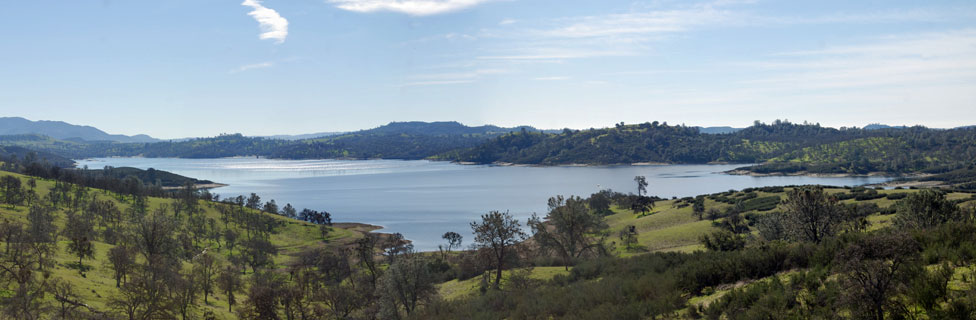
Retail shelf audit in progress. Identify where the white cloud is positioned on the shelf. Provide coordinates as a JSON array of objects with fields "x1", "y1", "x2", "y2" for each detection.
[
  {"x1": 499, "y1": 18, "x2": 516, "y2": 26},
  {"x1": 327, "y1": 0, "x2": 496, "y2": 16},
  {"x1": 230, "y1": 62, "x2": 274, "y2": 73},
  {"x1": 242, "y1": 0, "x2": 289, "y2": 44}
]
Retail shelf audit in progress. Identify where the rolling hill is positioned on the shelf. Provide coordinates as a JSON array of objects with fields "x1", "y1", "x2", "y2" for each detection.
[{"x1": 0, "y1": 117, "x2": 158, "y2": 143}]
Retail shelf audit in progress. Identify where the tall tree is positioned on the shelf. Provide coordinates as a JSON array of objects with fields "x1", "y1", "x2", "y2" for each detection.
[
  {"x1": 781, "y1": 187, "x2": 845, "y2": 243},
  {"x1": 281, "y1": 203, "x2": 297, "y2": 219},
  {"x1": 245, "y1": 193, "x2": 261, "y2": 210},
  {"x1": 471, "y1": 211, "x2": 526, "y2": 288},
  {"x1": 107, "y1": 245, "x2": 135, "y2": 288},
  {"x1": 63, "y1": 210, "x2": 96, "y2": 269},
  {"x1": 241, "y1": 236, "x2": 277, "y2": 273},
  {"x1": 262, "y1": 199, "x2": 279, "y2": 215},
  {"x1": 528, "y1": 195, "x2": 608, "y2": 269},
  {"x1": 193, "y1": 251, "x2": 219, "y2": 304},
  {"x1": 0, "y1": 175, "x2": 24, "y2": 206},
  {"x1": 441, "y1": 231, "x2": 463, "y2": 253},
  {"x1": 836, "y1": 233, "x2": 920, "y2": 320},
  {"x1": 26, "y1": 204, "x2": 58, "y2": 271},
  {"x1": 894, "y1": 189, "x2": 961, "y2": 229},
  {"x1": 588, "y1": 190, "x2": 614, "y2": 216},
  {"x1": 633, "y1": 176, "x2": 648, "y2": 197},
  {"x1": 216, "y1": 266, "x2": 243, "y2": 312},
  {"x1": 377, "y1": 249, "x2": 438, "y2": 318},
  {"x1": 692, "y1": 196, "x2": 706, "y2": 220}
]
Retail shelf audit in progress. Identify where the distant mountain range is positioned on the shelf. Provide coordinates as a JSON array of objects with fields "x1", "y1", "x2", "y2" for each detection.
[
  {"x1": 353, "y1": 121, "x2": 547, "y2": 136},
  {"x1": 0, "y1": 117, "x2": 159, "y2": 143}
]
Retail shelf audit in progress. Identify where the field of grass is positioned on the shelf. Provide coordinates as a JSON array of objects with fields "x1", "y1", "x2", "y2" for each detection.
[
  {"x1": 604, "y1": 187, "x2": 975, "y2": 256},
  {"x1": 0, "y1": 171, "x2": 371, "y2": 319},
  {"x1": 437, "y1": 266, "x2": 570, "y2": 301}
]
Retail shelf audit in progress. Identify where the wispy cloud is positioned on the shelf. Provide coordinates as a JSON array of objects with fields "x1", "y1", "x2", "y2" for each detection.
[
  {"x1": 400, "y1": 79, "x2": 474, "y2": 87},
  {"x1": 241, "y1": 0, "x2": 288, "y2": 44},
  {"x1": 498, "y1": 18, "x2": 516, "y2": 26},
  {"x1": 230, "y1": 61, "x2": 274, "y2": 73},
  {"x1": 467, "y1": 1, "x2": 975, "y2": 63},
  {"x1": 469, "y1": 1, "x2": 740, "y2": 62},
  {"x1": 631, "y1": 29, "x2": 976, "y2": 126},
  {"x1": 533, "y1": 76, "x2": 570, "y2": 81},
  {"x1": 327, "y1": 0, "x2": 496, "y2": 16},
  {"x1": 740, "y1": 29, "x2": 976, "y2": 90},
  {"x1": 400, "y1": 68, "x2": 508, "y2": 86}
]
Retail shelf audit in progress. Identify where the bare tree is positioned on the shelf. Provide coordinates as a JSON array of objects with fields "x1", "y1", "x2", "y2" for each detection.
[
  {"x1": 440, "y1": 231, "x2": 462, "y2": 256},
  {"x1": 107, "y1": 245, "x2": 135, "y2": 288},
  {"x1": 471, "y1": 211, "x2": 526, "y2": 289},
  {"x1": 193, "y1": 251, "x2": 218, "y2": 304},
  {"x1": 836, "y1": 233, "x2": 920, "y2": 320},
  {"x1": 216, "y1": 266, "x2": 243, "y2": 312},
  {"x1": 377, "y1": 249, "x2": 438, "y2": 319}
]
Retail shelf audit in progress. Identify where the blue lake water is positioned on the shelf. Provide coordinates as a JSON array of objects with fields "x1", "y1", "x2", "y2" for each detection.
[{"x1": 76, "y1": 158, "x2": 892, "y2": 250}]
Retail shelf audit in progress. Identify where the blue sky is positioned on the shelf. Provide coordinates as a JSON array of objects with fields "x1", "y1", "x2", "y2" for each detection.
[{"x1": 1, "y1": 0, "x2": 975, "y2": 139}]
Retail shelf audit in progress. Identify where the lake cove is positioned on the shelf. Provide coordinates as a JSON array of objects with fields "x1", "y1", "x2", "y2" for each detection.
[{"x1": 76, "y1": 158, "x2": 893, "y2": 250}]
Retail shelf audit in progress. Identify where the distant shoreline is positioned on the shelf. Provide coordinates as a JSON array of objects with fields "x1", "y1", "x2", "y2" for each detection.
[
  {"x1": 723, "y1": 169, "x2": 926, "y2": 178},
  {"x1": 160, "y1": 183, "x2": 229, "y2": 190},
  {"x1": 454, "y1": 161, "x2": 686, "y2": 168}
]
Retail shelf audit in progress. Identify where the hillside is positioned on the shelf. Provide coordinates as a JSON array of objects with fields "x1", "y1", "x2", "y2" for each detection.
[
  {"x1": 0, "y1": 170, "x2": 375, "y2": 319},
  {"x1": 0, "y1": 117, "x2": 158, "y2": 143},
  {"x1": 417, "y1": 186, "x2": 976, "y2": 319},
  {"x1": 0, "y1": 144, "x2": 75, "y2": 168},
  {"x1": 4, "y1": 156, "x2": 976, "y2": 319}
]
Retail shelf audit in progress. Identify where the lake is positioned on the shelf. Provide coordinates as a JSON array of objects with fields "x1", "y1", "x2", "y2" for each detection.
[{"x1": 76, "y1": 158, "x2": 892, "y2": 250}]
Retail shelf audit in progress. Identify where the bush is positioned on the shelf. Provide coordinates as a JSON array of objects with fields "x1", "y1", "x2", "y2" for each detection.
[
  {"x1": 886, "y1": 192, "x2": 908, "y2": 200},
  {"x1": 742, "y1": 196, "x2": 780, "y2": 212}
]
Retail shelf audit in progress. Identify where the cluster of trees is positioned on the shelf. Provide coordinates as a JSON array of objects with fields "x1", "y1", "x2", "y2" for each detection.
[
  {"x1": 0, "y1": 170, "x2": 363, "y2": 319},
  {"x1": 0, "y1": 150, "x2": 215, "y2": 200},
  {"x1": 446, "y1": 121, "x2": 976, "y2": 179}
]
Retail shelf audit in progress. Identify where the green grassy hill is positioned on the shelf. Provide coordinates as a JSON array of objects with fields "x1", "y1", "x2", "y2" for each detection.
[{"x1": 0, "y1": 171, "x2": 372, "y2": 319}]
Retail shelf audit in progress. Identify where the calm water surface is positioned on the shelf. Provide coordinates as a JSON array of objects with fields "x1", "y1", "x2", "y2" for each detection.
[{"x1": 77, "y1": 158, "x2": 892, "y2": 250}]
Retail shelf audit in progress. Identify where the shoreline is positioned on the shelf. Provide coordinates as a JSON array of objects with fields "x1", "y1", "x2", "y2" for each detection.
[
  {"x1": 722, "y1": 169, "x2": 928, "y2": 179},
  {"x1": 454, "y1": 160, "x2": 684, "y2": 168},
  {"x1": 160, "y1": 182, "x2": 229, "y2": 190}
]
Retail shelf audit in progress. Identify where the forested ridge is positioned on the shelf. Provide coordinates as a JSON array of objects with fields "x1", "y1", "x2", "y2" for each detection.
[
  {"x1": 3, "y1": 120, "x2": 976, "y2": 187},
  {"x1": 0, "y1": 121, "x2": 542, "y2": 160},
  {"x1": 446, "y1": 121, "x2": 976, "y2": 183}
]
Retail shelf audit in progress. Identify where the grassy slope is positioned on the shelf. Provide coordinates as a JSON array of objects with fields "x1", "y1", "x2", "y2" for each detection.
[
  {"x1": 0, "y1": 171, "x2": 370, "y2": 319},
  {"x1": 437, "y1": 267, "x2": 570, "y2": 301},
  {"x1": 604, "y1": 188, "x2": 975, "y2": 255},
  {"x1": 602, "y1": 187, "x2": 976, "y2": 315},
  {"x1": 437, "y1": 188, "x2": 976, "y2": 302}
]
